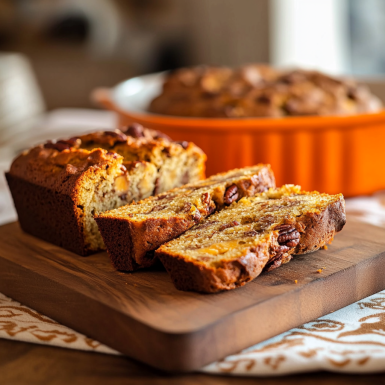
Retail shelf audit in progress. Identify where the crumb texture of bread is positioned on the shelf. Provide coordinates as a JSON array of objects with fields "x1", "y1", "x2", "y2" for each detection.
[
  {"x1": 156, "y1": 185, "x2": 346, "y2": 293},
  {"x1": 7, "y1": 124, "x2": 206, "y2": 255},
  {"x1": 149, "y1": 64, "x2": 382, "y2": 118},
  {"x1": 95, "y1": 164, "x2": 276, "y2": 270}
]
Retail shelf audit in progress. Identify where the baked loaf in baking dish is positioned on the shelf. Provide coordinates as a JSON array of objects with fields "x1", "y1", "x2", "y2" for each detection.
[
  {"x1": 156, "y1": 185, "x2": 346, "y2": 293},
  {"x1": 95, "y1": 165, "x2": 275, "y2": 271},
  {"x1": 6, "y1": 124, "x2": 206, "y2": 255},
  {"x1": 149, "y1": 64, "x2": 382, "y2": 118}
]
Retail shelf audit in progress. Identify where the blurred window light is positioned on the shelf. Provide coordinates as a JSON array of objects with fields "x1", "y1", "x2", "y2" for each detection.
[
  {"x1": 349, "y1": 0, "x2": 385, "y2": 75},
  {"x1": 270, "y1": 0, "x2": 349, "y2": 75}
]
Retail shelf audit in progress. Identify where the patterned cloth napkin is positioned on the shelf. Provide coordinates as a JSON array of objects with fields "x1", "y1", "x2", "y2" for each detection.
[{"x1": 1, "y1": 193, "x2": 385, "y2": 376}]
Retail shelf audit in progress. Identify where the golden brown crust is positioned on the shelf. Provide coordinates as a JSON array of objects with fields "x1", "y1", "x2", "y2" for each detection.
[
  {"x1": 294, "y1": 197, "x2": 346, "y2": 254},
  {"x1": 7, "y1": 147, "x2": 118, "y2": 256},
  {"x1": 156, "y1": 196, "x2": 346, "y2": 293},
  {"x1": 10, "y1": 147, "x2": 120, "y2": 194},
  {"x1": 5, "y1": 173, "x2": 91, "y2": 255},
  {"x1": 9, "y1": 125, "x2": 206, "y2": 192},
  {"x1": 158, "y1": 242, "x2": 270, "y2": 293},
  {"x1": 96, "y1": 216, "x2": 195, "y2": 270}
]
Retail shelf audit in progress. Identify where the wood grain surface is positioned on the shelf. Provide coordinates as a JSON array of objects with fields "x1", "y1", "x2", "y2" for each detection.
[
  {"x1": 0, "y1": 339, "x2": 385, "y2": 385},
  {"x1": 2, "y1": 338, "x2": 385, "y2": 385},
  {"x1": 0, "y1": 219, "x2": 385, "y2": 372}
]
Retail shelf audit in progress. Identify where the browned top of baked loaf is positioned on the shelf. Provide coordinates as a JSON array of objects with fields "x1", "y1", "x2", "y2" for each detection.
[
  {"x1": 9, "y1": 123, "x2": 206, "y2": 193},
  {"x1": 52, "y1": 124, "x2": 205, "y2": 169},
  {"x1": 149, "y1": 64, "x2": 382, "y2": 117},
  {"x1": 9, "y1": 146, "x2": 121, "y2": 195}
]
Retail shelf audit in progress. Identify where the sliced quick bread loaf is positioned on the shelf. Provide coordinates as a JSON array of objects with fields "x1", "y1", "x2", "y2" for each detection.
[
  {"x1": 7, "y1": 125, "x2": 206, "y2": 255},
  {"x1": 156, "y1": 185, "x2": 346, "y2": 293},
  {"x1": 95, "y1": 165, "x2": 275, "y2": 271}
]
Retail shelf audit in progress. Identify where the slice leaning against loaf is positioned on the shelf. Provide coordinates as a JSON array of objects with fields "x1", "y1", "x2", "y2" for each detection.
[
  {"x1": 156, "y1": 185, "x2": 346, "y2": 293},
  {"x1": 95, "y1": 165, "x2": 275, "y2": 271}
]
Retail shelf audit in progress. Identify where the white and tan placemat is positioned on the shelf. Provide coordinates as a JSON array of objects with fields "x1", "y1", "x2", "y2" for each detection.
[{"x1": 2, "y1": 288, "x2": 385, "y2": 375}]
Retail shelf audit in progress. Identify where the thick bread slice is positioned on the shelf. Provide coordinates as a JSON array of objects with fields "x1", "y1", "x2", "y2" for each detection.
[
  {"x1": 95, "y1": 165, "x2": 275, "y2": 271},
  {"x1": 156, "y1": 185, "x2": 346, "y2": 293}
]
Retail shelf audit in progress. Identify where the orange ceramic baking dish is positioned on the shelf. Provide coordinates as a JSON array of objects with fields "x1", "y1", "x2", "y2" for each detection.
[{"x1": 93, "y1": 73, "x2": 385, "y2": 197}]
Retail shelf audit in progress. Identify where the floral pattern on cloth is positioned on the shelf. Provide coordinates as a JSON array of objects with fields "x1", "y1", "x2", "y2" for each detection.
[
  {"x1": 202, "y1": 292, "x2": 385, "y2": 375},
  {"x1": 2, "y1": 291, "x2": 385, "y2": 375},
  {"x1": 0, "y1": 293, "x2": 118, "y2": 355}
]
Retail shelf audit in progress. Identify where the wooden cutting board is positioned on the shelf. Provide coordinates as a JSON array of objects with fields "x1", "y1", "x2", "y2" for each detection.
[{"x1": 1, "y1": 219, "x2": 385, "y2": 372}]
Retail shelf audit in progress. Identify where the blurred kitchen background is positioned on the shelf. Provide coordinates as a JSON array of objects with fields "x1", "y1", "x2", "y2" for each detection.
[
  {"x1": 1, "y1": 0, "x2": 385, "y2": 224},
  {"x1": 1, "y1": 0, "x2": 385, "y2": 110}
]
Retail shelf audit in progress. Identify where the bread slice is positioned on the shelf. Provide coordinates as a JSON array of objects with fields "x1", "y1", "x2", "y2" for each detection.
[
  {"x1": 156, "y1": 185, "x2": 346, "y2": 293},
  {"x1": 95, "y1": 165, "x2": 275, "y2": 271}
]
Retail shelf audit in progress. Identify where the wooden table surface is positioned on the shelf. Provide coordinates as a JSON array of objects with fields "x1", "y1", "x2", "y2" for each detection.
[{"x1": 1, "y1": 338, "x2": 384, "y2": 385}]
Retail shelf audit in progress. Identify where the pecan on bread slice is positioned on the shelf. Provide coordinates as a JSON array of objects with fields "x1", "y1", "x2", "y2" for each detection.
[
  {"x1": 156, "y1": 185, "x2": 346, "y2": 293},
  {"x1": 95, "y1": 165, "x2": 275, "y2": 271}
]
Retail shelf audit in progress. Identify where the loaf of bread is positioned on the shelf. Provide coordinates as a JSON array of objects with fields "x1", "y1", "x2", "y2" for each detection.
[
  {"x1": 6, "y1": 124, "x2": 206, "y2": 255},
  {"x1": 95, "y1": 165, "x2": 275, "y2": 271},
  {"x1": 149, "y1": 64, "x2": 382, "y2": 118},
  {"x1": 156, "y1": 185, "x2": 346, "y2": 293}
]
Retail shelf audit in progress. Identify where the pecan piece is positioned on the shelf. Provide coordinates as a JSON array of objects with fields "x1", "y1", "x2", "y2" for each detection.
[
  {"x1": 44, "y1": 139, "x2": 78, "y2": 152},
  {"x1": 265, "y1": 254, "x2": 293, "y2": 272},
  {"x1": 256, "y1": 94, "x2": 273, "y2": 104},
  {"x1": 106, "y1": 151, "x2": 119, "y2": 158},
  {"x1": 124, "y1": 123, "x2": 144, "y2": 138},
  {"x1": 219, "y1": 221, "x2": 240, "y2": 231},
  {"x1": 276, "y1": 224, "x2": 300, "y2": 250},
  {"x1": 192, "y1": 209, "x2": 202, "y2": 222},
  {"x1": 195, "y1": 221, "x2": 218, "y2": 230},
  {"x1": 201, "y1": 192, "x2": 210, "y2": 205},
  {"x1": 243, "y1": 230, "x2": 258, "y2": 237},
  {"x1": 183, "y1": 202, "x2": 191, "y2": 211},
  {"x1": 175, "y1": 141, "x2": 189, "y2": 149},
  {"x1": 153, "y1": 131, "x2": 172, "y2": 141},
  {"x1": 224, "y1": 184, "x2": 239, "y2": 205},
  {"x1": 103, "y1": 130, "x2": 127, "y2": 142},
  {"x1": 208, "y1": 203, "x2": 216, "y2": 215},
  {"x1": 162, "y1": 147, "x2": 172, "y2": 158},
  {"x1": 149, "y1": 204, "x2": 167, "y2": 213},
  {"x1": 201, "y1": 192, "x2": 216, "y2": 215},
  {"x1": 181, "y1": 170, "x2": 189, "y2": 185},
  {"x1": 153, "y1": 177, "x2": 161, "y2": 195},
  {"x1": 62, "y1": 137, "x2": 80, "y2": 147}
]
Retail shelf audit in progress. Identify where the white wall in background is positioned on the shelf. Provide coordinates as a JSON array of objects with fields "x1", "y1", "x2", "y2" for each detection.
[{"x1": 270, "y1": 0, "x2": 349, "y2": 74}]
